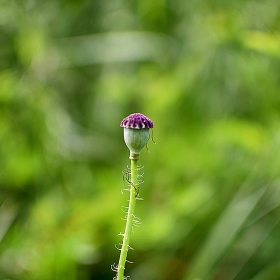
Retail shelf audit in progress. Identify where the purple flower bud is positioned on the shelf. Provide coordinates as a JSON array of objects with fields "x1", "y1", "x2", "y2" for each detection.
[{"x1": 120, "y1": 113, "x2": 154, "y2": 160}]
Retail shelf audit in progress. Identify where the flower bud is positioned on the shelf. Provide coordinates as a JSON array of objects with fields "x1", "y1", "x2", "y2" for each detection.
[{"x1": 120, "y1": 113, "x2": 154, "y2": 160}]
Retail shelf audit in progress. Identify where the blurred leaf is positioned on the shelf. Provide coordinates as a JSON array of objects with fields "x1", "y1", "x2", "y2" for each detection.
[{"x1": 185, "y1": 185, "x2": 266, "y2": 280}]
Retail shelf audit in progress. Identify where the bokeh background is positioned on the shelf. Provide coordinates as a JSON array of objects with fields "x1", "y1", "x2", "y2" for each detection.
[{"x1": 1, "y1": 0, "x2": 280, "y2": 279}]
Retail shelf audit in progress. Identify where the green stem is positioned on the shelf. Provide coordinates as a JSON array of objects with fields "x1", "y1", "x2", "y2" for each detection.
[{"x1": 117, "y1": 158, "x2": 138, "y2": 280}]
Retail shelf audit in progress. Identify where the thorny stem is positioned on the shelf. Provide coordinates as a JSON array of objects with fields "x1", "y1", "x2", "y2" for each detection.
[{"x1": 117, "y1": 158, "x2": 138, "y2": 280}]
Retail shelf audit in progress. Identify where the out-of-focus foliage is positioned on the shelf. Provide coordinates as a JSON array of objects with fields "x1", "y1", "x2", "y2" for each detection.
[{"x1": 1, "y1": 0, "x2": 280, "y2": 280}]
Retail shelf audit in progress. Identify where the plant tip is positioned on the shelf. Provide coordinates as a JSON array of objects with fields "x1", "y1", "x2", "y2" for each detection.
[
  {"x1": 120, "y1": 113, "x2": 154, "y2": 159},
  {"x1": 120, "y1": 113, "x2": 153, "y2": 129}
]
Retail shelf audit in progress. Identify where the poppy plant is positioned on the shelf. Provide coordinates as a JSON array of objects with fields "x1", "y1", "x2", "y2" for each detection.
[{"x1": 113, "y1": 113, "x2": 154, "y2": 280}]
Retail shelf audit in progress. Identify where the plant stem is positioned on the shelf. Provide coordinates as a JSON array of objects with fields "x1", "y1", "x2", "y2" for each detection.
[{"x1": 117, "y1": 158, "x2": 138, "y2": 280}]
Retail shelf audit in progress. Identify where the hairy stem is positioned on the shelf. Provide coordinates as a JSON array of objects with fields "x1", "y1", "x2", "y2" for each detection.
[{"x1": 117, "y1": 158, "x2": 138, "y2": 280}]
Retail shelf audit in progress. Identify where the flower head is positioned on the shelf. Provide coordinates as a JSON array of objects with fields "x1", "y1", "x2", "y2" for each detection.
[
  {"x1": 120, "y1": 113, "x2": 154, "y2": 159},
  {"x1": 120, "y1": 113, "x2": 153, "y2": 129}
]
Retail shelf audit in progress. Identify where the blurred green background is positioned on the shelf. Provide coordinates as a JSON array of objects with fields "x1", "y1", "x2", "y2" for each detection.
[{"x1": 1, "y1": 0, "x2": 280, "y2": 279}]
